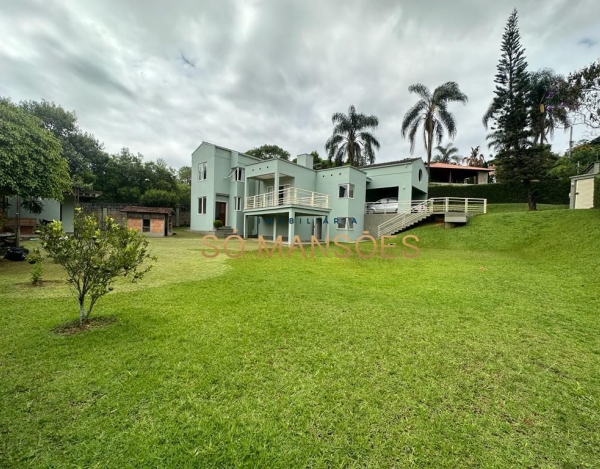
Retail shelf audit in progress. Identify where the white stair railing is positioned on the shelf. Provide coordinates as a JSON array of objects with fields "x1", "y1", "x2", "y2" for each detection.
[{"x1": 376, "y1": 197, "x2": 487, "y2": 237}]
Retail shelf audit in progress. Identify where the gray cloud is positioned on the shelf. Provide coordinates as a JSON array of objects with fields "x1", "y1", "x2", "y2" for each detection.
[
  {"x1": 579, "y1": 37, "x2": 597, "y2": 47},
  {"x1": 1, "y1": 0, "x2": 599, "y2": 169}
]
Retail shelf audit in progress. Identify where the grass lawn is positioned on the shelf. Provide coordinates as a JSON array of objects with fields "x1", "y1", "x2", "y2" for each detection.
[{"x1": 1, "y1": 204, "x2": 599, "y2": 468}]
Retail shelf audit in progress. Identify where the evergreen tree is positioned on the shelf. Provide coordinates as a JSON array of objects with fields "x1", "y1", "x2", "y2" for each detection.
[{"x1": 483, "y1": 9, "x2": 549, "y2": 211}]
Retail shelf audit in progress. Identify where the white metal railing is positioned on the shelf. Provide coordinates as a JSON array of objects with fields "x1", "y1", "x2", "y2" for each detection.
[
  {"x1": 376, "y1": 197, "x2": 487, "y2": 237},
  {"x1": 245, "y1": 187, "x2": 330, "y2": 210}
]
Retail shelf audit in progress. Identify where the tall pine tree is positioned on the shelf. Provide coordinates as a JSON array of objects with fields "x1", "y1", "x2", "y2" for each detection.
[{"x1": 483, "y1": 9, "x2": 551, "y2": 211}]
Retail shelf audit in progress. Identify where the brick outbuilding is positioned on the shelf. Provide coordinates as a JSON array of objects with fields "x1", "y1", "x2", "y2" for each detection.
[{"x1": 121, "y1": 206, "x2": 174, "y2": 237}]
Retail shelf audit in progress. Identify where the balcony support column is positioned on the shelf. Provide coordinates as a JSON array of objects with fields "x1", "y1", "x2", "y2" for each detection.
[
  {"x1": 288, "y1": 209, "x2": 295, "y2": 246},
  {"x1": 274, "y1": 172, "x2": 280, "y2": 207}
]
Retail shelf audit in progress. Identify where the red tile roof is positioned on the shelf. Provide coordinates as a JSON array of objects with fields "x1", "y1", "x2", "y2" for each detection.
[
  {"x1": 428, "y1": 163, "x2": 493, "y2": 171},
  {"x1": 121, "y1": 206, "x2": 174, "y2": 214}
]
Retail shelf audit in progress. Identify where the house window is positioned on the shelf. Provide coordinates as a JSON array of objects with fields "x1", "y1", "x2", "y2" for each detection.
[
  {"x1": 337, "y1": 217, "x2": 354, "y2": 230},
  {"x1": 338, "y1": 183, "x2": 355, "y2": 198},
  {"x1": 233, "y1": 167, "x2": 245, "y2": 182},
  {"x1": 234, "y1": 197, "x2": 242, "y2": 211},
  {"x1": 198, "y1": 197, "x2": 206, "y2": 214},
  {"x1": 198, "y1": 162, "x2": 207, "y2": 181},
  {"x1": 142, "y1": 218, "x2": 150, "y2": 233}
]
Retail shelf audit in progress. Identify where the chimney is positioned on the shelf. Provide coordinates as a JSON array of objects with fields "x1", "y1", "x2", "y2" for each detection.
[{"x1": 296, "y1": 153, "x2": 314, "y2": 169}]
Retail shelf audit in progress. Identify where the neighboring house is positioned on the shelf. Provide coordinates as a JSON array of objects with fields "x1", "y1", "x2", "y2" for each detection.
[
  {"x1": 190, "y1": 141, "x2": 428, "y2": 243},
  {"x1": 428, "y1": 163, "x2": 493, "y2": 184},
  {"x1": 5, "y1": 195, "x2": 76, "y2": 233},
  {"x1": 570, "y1": 162, "x2": 599, "y2": 209},
  {"x1": 3, "y1": 191, "x2": 101, "y2": 234},
  {"x1": 121, "y1": 206, "x2": 175, "y2": 236}
]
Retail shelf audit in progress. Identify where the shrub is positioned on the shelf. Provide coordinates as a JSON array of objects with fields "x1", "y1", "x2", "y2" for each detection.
[
  {"x1": 28, "y1": 250, "x2": 44, "y2": 285},
  {"x1": 33, "y1": 209, "x2": 156, "y2": 324},
  {"x1": 428, "y1": 179, "x2": 571, "y2": 205},
  {"x1": 213, "y1": 220, "x2": 223, "y2": 229},
  {"x1": 594, "y1": 176, "x2": 600, "y2": 209}
]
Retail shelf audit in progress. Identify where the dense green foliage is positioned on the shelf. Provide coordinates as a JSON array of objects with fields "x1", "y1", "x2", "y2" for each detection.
[
  {"x1": 429, "y1": 179, "x2": 570, "y2": 204},
  {"x1": 0, "y1": 99, "x2": 71, "y2": 205},
  {"x1": 325, "y1": 104, "x2": 380, "y2": 167},
  {"x1": 595, "y1": 176, "x2": 600, "y2": 208},
  {"x1": 1, "y1": 207, "x2": 599, "y2": 467},
  {"x1": 402, "y1": 82, "x2": 468, "y2": 171},
  {"x1": 246, "y1": 144, "x2": 291, "y2": 160},
  {"x1": 482, "y1": 10, "x2": 555, "y2": 210},
  {"x1": 551, "y1": 138, "x2": 600, "y2": 178},
  {"x1": 528, "y1": 69, "x2": 569, "y2": 145},
  {"x1": 139, "y1": 189, "x2": 180, "y2": 208},
  {"x1": 33, "y1": 210, "x2": 155, "y2": 324}
]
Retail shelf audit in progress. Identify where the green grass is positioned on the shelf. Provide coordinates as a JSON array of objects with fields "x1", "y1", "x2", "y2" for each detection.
[{"x1": 1, "y1": 205, "x2": 599, "y2": 468}]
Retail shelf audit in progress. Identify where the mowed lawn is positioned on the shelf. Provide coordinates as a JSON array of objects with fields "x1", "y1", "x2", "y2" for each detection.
[{"x1": 1, "y1": 205, "x2": 599, "y2": 468}]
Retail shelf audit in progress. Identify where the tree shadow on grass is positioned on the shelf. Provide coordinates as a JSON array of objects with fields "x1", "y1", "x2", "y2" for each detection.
[{"x1": 53, "y1": 316, "x2": 117, "y2": 335}]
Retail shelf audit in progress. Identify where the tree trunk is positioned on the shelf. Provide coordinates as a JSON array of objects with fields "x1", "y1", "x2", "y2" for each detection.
[
  {"x1": 15, "y1": 194, "x2": 21, "y2": 249},
  {"x1": 524, "y1": 180, "x2": 537, "y2": 211}
]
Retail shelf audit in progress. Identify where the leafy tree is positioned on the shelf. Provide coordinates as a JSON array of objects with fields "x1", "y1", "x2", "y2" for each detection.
[
  {"x1": 433, "y1": 143, "x2": 460, "y2": 163},
  {"x1": 550, "y1": 139, "x2": 600, "y2": 178},
  {"x1": 19, "y1": 99, "x2": 109, "y2": 200},
  {"x1": 553, "y1": 59, "x2": 600, "y2": 129},
  {"x1": 483, "y1": 9, "x2": 545, "y2": 211},
  {"x1": 177, "y1": 166, "x2": 192, "y2": 185},
  {"x1": 401, "y1": 82, "x2": 468, "y2": 173},
  {"x1": 528, "y1": 69, "x2": 569, "y2": 144},
  {"x1": 33, "y1": 210, "x2": 155, "y2": 325},
  {"x1": 246, "y1": 144, "x2": 290, "y2": 160},
  {"x1": 325, "y1": 105, "x2": 380, "y2": 167},
  {"x1": 0, "y1": 98, "x2": 71, "y2": 247},
  {"x1": 139, "y1": 189, "x2": 179, "y2": 208}
]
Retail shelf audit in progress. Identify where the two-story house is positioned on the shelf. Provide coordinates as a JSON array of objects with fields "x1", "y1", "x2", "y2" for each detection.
[{"x1": 190, "y1": 141, "x2": 428, "y2": 243}]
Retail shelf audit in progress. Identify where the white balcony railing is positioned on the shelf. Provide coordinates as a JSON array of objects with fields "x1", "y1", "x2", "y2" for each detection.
[{"x1": 245, "y1": 187, "x2": 329, "y2": 210}]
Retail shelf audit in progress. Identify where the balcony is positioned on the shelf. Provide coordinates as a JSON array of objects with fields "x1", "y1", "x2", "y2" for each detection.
[{"x1": 245, "y1": 187, "x2": 329, "y2": 210}]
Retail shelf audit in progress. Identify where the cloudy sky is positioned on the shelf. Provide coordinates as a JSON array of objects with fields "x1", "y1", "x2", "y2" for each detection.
[{"x1": 1, "y1": 0, "x2": 599, "y2": 168}]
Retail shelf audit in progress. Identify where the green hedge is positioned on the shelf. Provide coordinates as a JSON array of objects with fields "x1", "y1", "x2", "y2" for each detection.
[
  {"x1": 428, "y1": 179, "x2": 571, "y2": 205},
  {"x1": 594, "y1": 176, "x2": 600, "y2": 209}
]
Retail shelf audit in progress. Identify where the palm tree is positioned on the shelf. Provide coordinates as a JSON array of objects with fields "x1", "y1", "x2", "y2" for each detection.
[
  {"x1": 464, "y1": 146, "x2": 486, "y2": 166},
  {"x1": 325, "y1": 105, "x2": 380, "y2": 167},
  {"x1": 432, "y1": 143, "x2": 460, "y2": 163},
  {"x1": 401, "y1": 82, "x2": 468, "y2": 173},
  {"x1": 528, "y1": 68, "x2": 570, "y2": 144},
  {"x1": 450, "y1": 155, "x2": 464, "y2": 165}
]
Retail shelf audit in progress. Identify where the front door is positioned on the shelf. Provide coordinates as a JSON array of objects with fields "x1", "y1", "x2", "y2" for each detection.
[
  {"x1": 313, "y1": 217, "x2": 323, "y2": 240},
  {"x1": 215, "y1": 202, "x2": 227, "y2": 225},
  {"x1": 575, "y1": 178, "x2": 594, "y2": 209}
]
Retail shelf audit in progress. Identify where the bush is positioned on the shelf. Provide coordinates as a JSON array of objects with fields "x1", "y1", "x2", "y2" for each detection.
[
  {"x1": 594, "y1": 176, "x2": 600, "y2": 209},
  {"x1": 139, "y1": 189, "x2": 179, "y2": 208},
  {"x1": 428, "y1": 179, "x2": 571, "y2": 205},
  {"x1": 27, "y1": 250, "x2": 44, "y2": 285},
  {"x1": 33, "y1": 209, "x2": 156, "y2": 324},
  {"x1": 213, "y1": 220, "x2": 223, "y2": 229}
]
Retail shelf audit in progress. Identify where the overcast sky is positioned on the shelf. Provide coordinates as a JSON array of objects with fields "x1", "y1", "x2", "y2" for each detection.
[{"x1": 1, "y1": 0, "x2": 599, "y2": 168}]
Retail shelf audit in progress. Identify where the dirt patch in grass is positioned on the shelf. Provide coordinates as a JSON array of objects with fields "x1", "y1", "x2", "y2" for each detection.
[{"x1": 53, "y1": 316, "x2": 117, "y2": 335}]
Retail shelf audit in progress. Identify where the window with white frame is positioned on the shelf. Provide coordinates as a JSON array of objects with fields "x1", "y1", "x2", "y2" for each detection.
[
  {"x1": 197, "y1": 162, "x2": 207, "y2": 181},
  {"x1": 234, "y1": 197, "x2": 242, "y2": 211},
  {"x1": 338, "y1": 183, "x2": 355, "y2": 198},
  {"x1": 337, "y1": 217, "x2": 355, "y2": 230},
  {"x1": 198, "y1": 197, "x2": 207, "y2": 214},
  {"x1": 233, "y1": 167, "x2": 245, "y2": 182}
]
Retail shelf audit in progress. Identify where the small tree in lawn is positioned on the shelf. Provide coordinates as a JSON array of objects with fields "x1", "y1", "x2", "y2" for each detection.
[{"x1": 34, "y1": 209, "x2": 156, "y2": 325}]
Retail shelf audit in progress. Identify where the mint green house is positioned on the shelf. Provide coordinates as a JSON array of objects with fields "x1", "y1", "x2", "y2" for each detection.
[
  {"x1": 5, "y1": 195, "x2": 76, "y2": 232},
  {"x1": 190, "y1": 141, "x2": 428, "y2": 243}
]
